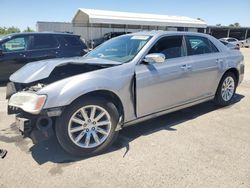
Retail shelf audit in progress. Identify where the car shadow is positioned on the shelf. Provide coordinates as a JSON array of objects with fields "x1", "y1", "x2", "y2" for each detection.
[{"x1": 26, "y1": 93, "x2": 244, "y2": 165}]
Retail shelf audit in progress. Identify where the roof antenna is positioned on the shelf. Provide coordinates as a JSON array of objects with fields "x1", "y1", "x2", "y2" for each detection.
[{"x1": 0, "y1": 149, "x2": 7, "y2": 159}]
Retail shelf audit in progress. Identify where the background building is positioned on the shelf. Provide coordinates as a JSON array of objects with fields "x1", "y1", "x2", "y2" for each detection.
[
  {"x1": 37, "y1": 8, "x2": 207, "y2": 42},
  {"x1": 37, "y1": 8, "x2": 250, "y2": 44},
  {"x1": 207, "y1": 26, "x2": 249, "y2": 40},
  {"x1": 37, "y1": 21, "x2": 73, "y2": 33}
]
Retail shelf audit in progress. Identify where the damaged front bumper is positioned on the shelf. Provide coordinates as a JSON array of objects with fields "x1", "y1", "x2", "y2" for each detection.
[
  {"x1": 13, "y1": 112, "x2": 54, "y2": 143},
  {"x1": 7, "y1": 81, "x2": 65, "y2": 141},
  {"x1": 9, "y1": 106, "x2": 64, "y2": 143},
  {"x1": 15, "y1": 116, "x2": 31, "y2": 135}
]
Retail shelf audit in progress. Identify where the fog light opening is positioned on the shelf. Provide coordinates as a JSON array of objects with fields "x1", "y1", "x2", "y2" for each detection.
[{"x1": 36, "y1": 117, "x2": 52, "y2": 131}]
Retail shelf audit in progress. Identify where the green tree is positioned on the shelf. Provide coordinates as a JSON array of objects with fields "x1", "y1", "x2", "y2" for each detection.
[
  {"x1": 234, "y1": 22, "x2": 240, "y2": 27},
  {"x1": 23, "y1": 27, "x2": 34, "y2": 32},
  {"x1": 197, "y1": 18, "x2": 205, "y2": 21},
  {"x1": 0, "y1": 27, "x2": 6, "y2": 35},
  {"x1": 0, "y1": 26, "x2": 20, "y2": 35},
  {"x1": 216, "y1": 24, "x2": 222, "y2": 26},
  {"x1": 6, "y1": 26, "x2": 20, "y2": 34},
  {"x1": 229, "y1": 22, "x2": 241, "y2": 27}
]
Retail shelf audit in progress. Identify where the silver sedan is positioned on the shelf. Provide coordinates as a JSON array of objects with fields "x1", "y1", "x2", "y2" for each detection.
[{"x1": 7, "y1": 31, "x2": 244, "y2": 156}]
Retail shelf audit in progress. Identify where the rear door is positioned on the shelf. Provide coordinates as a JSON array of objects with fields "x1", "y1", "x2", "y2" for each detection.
[
  {"x1": 58, "y1": 35, "x2": 87, "y2": 57},
  {"x1": 27, "y1": 34, "x2": 59, "y2": 62},
  {"x1": 0, "y1": 35, "x2": 29, "y2": 80},
  {"x1": 184, "y1": 35, "x2": 221, "y2": 98}
]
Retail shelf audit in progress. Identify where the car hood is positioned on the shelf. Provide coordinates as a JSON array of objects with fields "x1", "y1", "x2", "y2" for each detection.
[{"x1": 10, "y1": 57, "x2": 121, "y2": 83}]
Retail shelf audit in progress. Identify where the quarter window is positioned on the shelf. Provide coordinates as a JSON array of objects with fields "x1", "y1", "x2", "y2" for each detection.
[
  {"x1": 148, "y1": 36, "x2": 185, "y2": 59},
  {"x1": 31, "y1": 35, "x2": 58, "y2": 49},
  {"x1": 185, "y1": 36, "x2": 212, "y2": 55},
  {"x1": 1, "y1": 37, "x2": 28, "y2": 52}
]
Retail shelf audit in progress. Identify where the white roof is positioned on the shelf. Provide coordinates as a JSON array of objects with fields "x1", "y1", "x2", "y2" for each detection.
[{"x1": 72, "y1": 8, "x2": 207, "y2": 28}]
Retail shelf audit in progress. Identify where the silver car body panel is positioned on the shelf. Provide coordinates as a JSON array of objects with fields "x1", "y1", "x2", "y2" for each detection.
[
  {"x1": 9, "y1": 31, "x2": 244, "y2": 124},
  {"x1": 10, "y1": 56, "x2": 121, "y2": 83}
]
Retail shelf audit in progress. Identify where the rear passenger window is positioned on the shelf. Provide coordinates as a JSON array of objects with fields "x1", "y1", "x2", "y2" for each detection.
[
  {"x1": 32, "y1": 35, "x2": 58, "y2": 49},
  {"x1": 148, "y1": 36, "x2": 185, "y2": 59},
  {"x1": 186, "y1": 36, "x2": 212, "y2": 55},
  {"x1": 63, "y1": 36, "x2": 82, "y2": 46}
]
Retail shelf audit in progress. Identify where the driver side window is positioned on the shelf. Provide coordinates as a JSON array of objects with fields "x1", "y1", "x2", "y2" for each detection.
[{"x1": 148, "y1": 35, "x2": 185, "y2": 59}]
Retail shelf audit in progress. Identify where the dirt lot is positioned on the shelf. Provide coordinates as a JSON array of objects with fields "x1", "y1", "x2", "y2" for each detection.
[{"x1": 0, "y1": 49, "x2": 249, "y2": 188}]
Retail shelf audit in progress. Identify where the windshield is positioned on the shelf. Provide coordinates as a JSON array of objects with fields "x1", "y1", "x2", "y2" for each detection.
[{"x1": 86, "y1": 35, "x2": 151, "y2": 63}]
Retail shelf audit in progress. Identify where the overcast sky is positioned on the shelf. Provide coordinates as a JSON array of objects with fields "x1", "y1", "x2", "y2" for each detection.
[{"x1": 1, "y1": 0, "x2": 250, "y2": 30}]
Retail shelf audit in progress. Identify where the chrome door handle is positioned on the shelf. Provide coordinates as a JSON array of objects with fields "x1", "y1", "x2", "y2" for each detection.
[
  {"x1": 181, "y1": 65, "x2": 187, "y2": 70},
  {"x1": 181, "y1": 64, "x2": 192, "y2": 71},
  {"x1": 216, "y1": 59, "x2": 223, "y2": 63}
]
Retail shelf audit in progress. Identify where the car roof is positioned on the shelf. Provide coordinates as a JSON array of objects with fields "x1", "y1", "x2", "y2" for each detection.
[
  {"x1": 127, "y1": 30, "x2": 211, "y2": 38},
  {"x1": 2, "y1": 32, "x2": 79, "y2": 39}
]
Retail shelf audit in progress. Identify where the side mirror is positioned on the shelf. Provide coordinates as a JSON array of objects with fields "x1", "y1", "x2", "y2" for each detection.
[
  {"x1": 0, "y1": 49, "x2": 3, "y2": 56},
  {"x1": 144, "y1": 53, "x2": 165, "y2": 64}
]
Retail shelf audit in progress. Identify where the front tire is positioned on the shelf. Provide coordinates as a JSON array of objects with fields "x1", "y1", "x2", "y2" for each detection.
[
  {"x1": 55, "y1": 97, "x2": 119, "y2": 157},
  {"x1": 214, "y1": 72, "x2": 237, "y2": 106}
]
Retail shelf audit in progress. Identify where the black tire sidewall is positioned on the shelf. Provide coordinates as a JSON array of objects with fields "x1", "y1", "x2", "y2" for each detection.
[
  {"x1": 214, "y1": 72, "x2": 237, "y2": 106},
  {"x1": 55, "y1": 97, "x2": 119, "y2": 157}
]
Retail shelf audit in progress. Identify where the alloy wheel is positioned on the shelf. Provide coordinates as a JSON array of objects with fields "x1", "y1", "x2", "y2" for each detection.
[
  {"x1": 68, "y1": 105, "x2": 112, "y2": 148},
  {"x1": 221, "y1": 76, "x2": 235, "y2": 101}
]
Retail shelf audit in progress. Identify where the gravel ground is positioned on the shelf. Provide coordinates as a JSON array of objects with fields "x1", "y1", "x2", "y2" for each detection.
[{"x1": 0, "y1": 49, "x2": 249, "y2": 188}]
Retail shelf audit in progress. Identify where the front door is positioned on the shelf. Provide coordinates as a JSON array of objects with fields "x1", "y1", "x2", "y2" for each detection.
[
  {"x1": 0, "y1": 36, "x2": 29, "y2": 81},
  {"x1": 135, "y1": 35, "x2": 193, "y2": 117}
]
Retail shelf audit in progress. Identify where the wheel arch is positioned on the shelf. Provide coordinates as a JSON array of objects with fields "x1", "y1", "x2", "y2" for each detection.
[
  {"x1": 70, "y1": 90, "x2": 125, "y2": 121},
  {"x1": 224, "y1": 68, "x2": 239, "y2": 86},
  {"x1": 215, "y1": 67, "x2": 239, "y2": 95}
]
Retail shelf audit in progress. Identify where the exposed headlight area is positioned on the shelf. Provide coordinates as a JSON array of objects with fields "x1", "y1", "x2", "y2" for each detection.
[{"x1": 8, "y1": 92, "x2": 47, "y2": 114}]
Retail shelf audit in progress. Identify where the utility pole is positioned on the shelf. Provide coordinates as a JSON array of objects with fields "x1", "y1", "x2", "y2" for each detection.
[
  {"x1": 227, "y1": 29, "x2": 230, "y2": 38},
  {"x1": 245, "y1": 29, "x2": 248, "y2": 40}
]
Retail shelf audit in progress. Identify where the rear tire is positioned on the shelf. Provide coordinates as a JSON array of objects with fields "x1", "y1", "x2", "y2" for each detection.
[
  {"x1": 55, "y1": 96, "x2": 119, "y2": 157},
  {"x1": 214, "y1": 72, "x2": 237, "y2": 106}
]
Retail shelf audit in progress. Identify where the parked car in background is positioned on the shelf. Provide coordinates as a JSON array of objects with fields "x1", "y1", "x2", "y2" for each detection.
[
  {"x1": 88, "y1": 32, "x2": 131, "y2": 49},
  {"x1": 0, "y1": 32, "x2": 88, "y2": 81},
  {"x1": 103, "y1": 32, "x2": 131, "y2": 40},
  {"x1": 220, "y1": 40, "x2": 240, "y2": 50},
  {"x1": 88, "y1": 38, "x2": 105, "y2": 49},
  {"x1": 7, "y1": 31, "x2": 244, "y2": 156},
  {"x1": 219, "y1": 37, "x2": 242, "y2": 48},
  {"x1": 243, "y1": 38, "x2": 250, "y2": 48}
]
